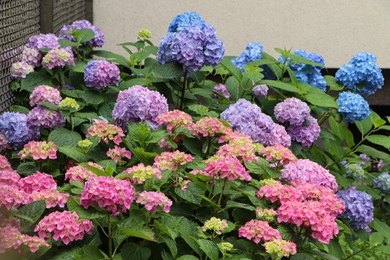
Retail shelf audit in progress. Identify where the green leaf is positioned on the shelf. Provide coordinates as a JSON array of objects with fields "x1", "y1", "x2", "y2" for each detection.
[
  {"x1": 220, "y1": 56, "x2": 242, "y2": 81},
  {"x1": 75, "y1": 29, "x2": 95, "y2": 43},
  {"x1": 49, "y1": 128, "x2": 82, "y2": 147},
  {"x1": 21, "y1": 70, "x2": 53, "y2": 92},
  {"x1": 71, "y1": 62, "x2": 87, "y2": 73},
  {"x1": 370, "y1": 218, "x2": 390, "y2": 240},
  {"x1": 356, "y1": 145, "x2": 390, "y2": 163},
  {"x1": 121, "y1": 242, "x2": 151, "y2": 260},
  {"x1": 369, "y1": 232, "x2": 384, "y2": 246},
  {"x1": 225, "y1": 76, "x2": 241, "y2": 101},
  {"x1": 324, "y1": 75, "x2": 344, "y2": 91},
  {"x1": 370, "y1": 111, "x2": 386, "y2": 128},
  {"x1": 197, "y1": 239, "x2": 219, "y2": 260},
  {"x1": 9, "y1": 105, "x2": 30, "y2": 114},
  {"x1": 16, "y1": 200, "x2": 46, "y2": 232},
  {"x1": 92, "y1": 50, "x2": 131, "y2": 69},
  {"x1": 67, "y1": 196, "x2": 105, "y2": 220},
  {"x1": 306, "y1": 250, "x2": 339, "y2": 260},
  {"x1": 59, "y1": 147, "x2": 86, "y2": 163},
  {"x1": 304, "y1": 92, "x2": 338, "y2": 108},
  {"x1": 119, "y1": 225, "x2": 157, "y2": 242},
  {"x1": 355, "y1": 117, "x2": 373, "y2": 135},
  {"x1": 151, "y1": 61, "x2": 183, "y2": 81},
  {"x1": 174, "y1": 184, "x2": 203, "y2": 205},
  {"x1": 259, "y1": 79, "x2": 302, "y2": 94},
  {"x1": 17, "y1": 162, "x2": 38, "y2": 176},
  {"x1": 58, "y1": 38, "x2": 80, "y2": 47},
  {"x1": 131, "y1": 147, "x2": 157, "y2": 165},
  {"x1": 290, "y1": 253, "x2": 315, "y2": 260},
  {"x1": 119, "y1": 78, "x2": 151, "y2": 90},
  {"x1": 176, "y1": 256, "x2": 199, "y2": 260},
  {"x1": 366, "y1": 134, "x2": 390, "y2": 149},
  {"x1": 328, "y1": 238, "x2": 345, "y2": 258},
  {"x1": 82, "y1": 90, "x2": 105, "y2": 105},
  {"x1": 225, "y1": 201, "x2": 255, "y2": 211}
]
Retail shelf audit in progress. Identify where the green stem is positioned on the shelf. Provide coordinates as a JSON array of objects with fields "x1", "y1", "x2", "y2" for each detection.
[
  {"x1": 217, "y1": 178, "x2": 227, "y2": 209},
  {"x1": 107, "y1": 214, "x2": 113, "y2": 260},
  {"x1": 318, "y1": 111, "x2": 332, "y2": 126},
  {"x1": 179, "y1": 71, "x2": 188, "y2": 110}
]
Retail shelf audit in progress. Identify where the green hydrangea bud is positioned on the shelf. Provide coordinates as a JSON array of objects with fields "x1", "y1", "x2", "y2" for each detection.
[
  {"x1": 218, "y1": 242, "x2": 233, "y2": 253},
  {"x1": 138, "y1": 29, "x2": 152, "y2": 40},
  {"x1": 59, "y1": 97, "x2": 80, "y2": 110},
  {"x1": 78, "y1": 139, "x2": 93, "y2": 148},
  {"x1": 202, "y1": 217, "x2": 228, "y2": 235}
]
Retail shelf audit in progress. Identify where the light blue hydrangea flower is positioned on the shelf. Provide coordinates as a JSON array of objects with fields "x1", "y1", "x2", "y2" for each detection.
[
  {"x1": 373, "y1": 172, "x2": 390, "y2": 193},
  {"x1": 345, "y1": 163, "x2": 365, "y2": 180},
  {"x1": 0, "y1": 112, "x2": 36, "y2": 149},
  {"x1": 168, "y1": 12, "x2": 205, "y2": 33},
  {"x1": 231, "y1": 42, "x2": 263, "y2": 70},
  {"x1": 337, "y1": 91, "x2": 370, "y2": 123}
]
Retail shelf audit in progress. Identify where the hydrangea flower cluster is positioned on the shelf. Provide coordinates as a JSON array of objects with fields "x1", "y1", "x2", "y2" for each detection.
[
  {"x1": 86, "y1": 119, "x2": 125, "y2": 145},
  {"x1": 158, "y1": 12, "x2": 224, "y2": 72},
  {"x1": 19, "y1": 141, "x2": 58, "y2": 160},
  {"x1": 156, "y1": 110, "x2": 193, "y2": 133},
  {"x1": 34, "y1": 211, "x2": 94, "y2": 245},
  {"x1": 136, "y1": 191, "x2": 172, "y2": 213},
  {"x1": 22, "y1": 47, "x2": 42, "y2": 68},
  {"x1": 80, "y1": 176, "x2": 135, "y2": 216},
  {"x1": 0, "y1": 155, "x2": 12, "y2": 171},
  {"x1": 252, "y1": 84, "x2": 269, "y2": 100},
  {"x1": 10, "y1": 62, "x2": 34, "y2": 78},
  {"x1": 27, "y1": 33, "x2": 60, "y2": 50},
  {"x1": 337, "y1": 91, "x2": 370, "y2": 123},
  {"x1": 106, "y1": 146, "x2": 132, "y2": 165},
  {"x1": 123, "y1": 163, "x2": 162, "y2": 184},
  {"x1": 0, "y1": 226, "x2": 49, "y2": 253},
  {"x1": 264, "y1": 240, "x2": 297, "y2": 258},
  {"x1": 281, "y1": 159, "x2": 338, "y2": 191},
  {"x1": 0, "y1": 133, "x2": 11, "y2": 152},
  {"x1": 30, "y1": 85, "x2": 62, "y2": 107},
  {"x1": 0, "y1": 169, "x2": 20, "y2": 185},
  {"x1": 65, "y1": 162, "x2": 103, "y2": 183},
  {"x1": 260, "y1": 145, "x2": 297, "y2": 167},
  {"x1": 212, "y1": 84, "x2": 231, "y2": 100},
  {"x1": 279, "y1": 49, "x2": 326, "y2": 91},
  {"x1": 41, "y1": 48, "x2": 75, "y2": 69},
  {"x1": 138, "y1": 28, "x2": 152, "y2": 40},
  {"x1": 27, "y1": 106, "x2": 65, "y2": 130},
  {"x1": 288, "y1": 115, "x2": 320, "y2": 147},
  {"x1": 256, "y1": 208, "x2": 278, "y2": 222},
  {"x1": 112, "y1": 86, "x2": 168, "y2": 129},
  {"x1": 202, "y1": 217, "x2": 228, "y2": 235},
  {"x1": 345, "y1": 163, "x2": 365, "y2": 180},
  {"x1": 0, "y1": 112, "x2": 35, "y2": 150},
  {"x1": 218, "y1": 242, "x2": 234, "y2": 253},
  {"x1": 59, "y1": 19, "x2": 105, "y2": 47},
  {"x1": 257, "y1": 181, "x2": 345, "y2": 243},
  {"x1": 78, "y1": 139, "x2": 92, "y2": 148},
  {"x1": 373, "y1": 172, "x2": 390, "y2": 193},
  {"x1": 84, "y1": 60, "x2": 120, "y2": 89},
  {"x1": 59, "y1": 97, "x2": 80, "y2": 110},
  {"x1": 18, "y1": 172, "x2": 57, "y2": 194},
  {"x1": 27, "y1": 189, "x2": 69, "y2": 208},
  {"x1": 336, "y1": 188, "x2": 374, "y2": 232},
  {"x1": 154, "y1": 151, "x2": 193, "y2": 171},
  {"x1": 232, "y1": 42, "x2": 263, "y2": 70},
  {"x1": 238, "y1": 219, "x2": 281, "y2": 244},
  {"x1": 191, "y1": 117, "x2": 230, "y2": 139},
  {"x1": 0, "y1": 183, "x2": 26, "y2": 209},
  {"x1": 335, "y1": 52, "x2": 384, "y2": 96},
  {"x1": 274, "y1": 98, "x2": 311, "y2": 126}
]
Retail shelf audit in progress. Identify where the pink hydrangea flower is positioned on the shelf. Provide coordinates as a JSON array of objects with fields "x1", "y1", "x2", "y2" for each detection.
[
  {"x1": 123, "y1": 163, "x2": 162, "y2": 184},
  {"x1": 136, "y1": 191, "x2": 172, "y2": 213},
  {"x1": 154, "y1": 151, "x2": 193, "y2": 170},
  {"x1": 19, "y1": 141, "x2": 58, "y2": 160},
  {"x1": 156, "y1": 110, "x2": 193, "y2": 133},
  {"x1": 260, "y1": 145, "x2": 297, "y2": 167},
  {"x1": 29, "y1": 85, "x2": 62, "y2": 107},
  {"x1": 256, "y1": 208, "x2": 278, "y2": 221},
  {"x1": 10, "y1": 62, "x2": 33, "y2": 78},
  {"x1": 268, "y1": 123, "x2": 291, "y2": 147},
  {"x1": 256, "y1": 181, "x2": 303, "y2": 203},
  {"x1": 212, "y1": 84, "x2": 231, "y2": 100},
  {"x1": 18, "y1": 172, "x2": 57, "y2": 194},
  {"x1": 26, "y1": 189, "x2": 69, "y2": 208},
  {"x1": 22, "y1": 47, "x2": 42, "y2": 68},
  {"x1": 41, "y1": 48, "x2": 75, "y2": 69},
  {"x1": 0, "y1": 155, "x2": 12, "y2": 171},
  {"x1": 0, "y1": 226, "x2": 48, "y2": 253},
  {"x1": 191, "y1": 117, "x2": 231, "y2": 139},
  {"x1": 86, "y1": 120, "x2": 125, "y2": 145},
  {"x1": 216, "y1": 131, "x2": 259, "y2": 162},
  {"x1": 34, "y1": 211, "x2": 93, "y2": 245},
  {"x1": 19, "y1": 234, "x2": 49, "y2": 253},
  {"x1": 0, "y1": 183, "x2": 26, "y2": 209},
  {"x1": 0, "y1": 169, "x2": 20, "y2": 185},
  {"x1": 281, "y1": 159, "x2": 338, "y2": 191},
  {"x1": 80, "y1": 176, "x2": 135, "y2": 216},
  {"x1": 106, "y1": 146, "x2": 132, "y2": 165},
  {"x1": 65, "y1": 162, "x2": 103, "y2": 182},
  {"x1": 238, "y1": 219, "x2": 282, "y2": 244}
]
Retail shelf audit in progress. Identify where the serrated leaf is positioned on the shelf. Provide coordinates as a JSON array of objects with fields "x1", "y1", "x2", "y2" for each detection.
[
  {"x1": 17, "y1": 162, "x2": 38, "y2": 176},
  {"x1": 304, "y1": 92, "x2": 338, "y2": 108},
  {"x1": 151, "y1": 61, "x2": 183, "y2": 81},
  {"x1": 225, "y1": 76, "x2": 241, "y2": 101},
  {"x1": 67, "y1": 196, "x2": 105, "y2": 220},
  {"x1": 58, "y1": 38, "x2": 80, "y2": 47},
  {"x1": 119, "y1": 225, "x2": 157, "y2": 242},
  {"x1": 197, "y1": 239, "x2": 219, "y2": 260},
  {"x1": 82, "y1": 90, "x2": 105, "y2": 105},
  {"x1": 174, "y1": 184, "x2": 203, "y2": 205},
  {"x1": 225, "y1": 200, "x2": 255, "y2": 211},
  {"x1": 355, "y1": 117, "x2": 373, "y2": 135},
  {"x1": 324, "y1": 75, "x2": 344, "y2": 91},
  {"x1": 16, "y1": 200, "x2": 46, "y2": 232},
  {"x1": 59, "y1": 147, "x2": 86, "y2": 163},
  {"x1": 369, "y1": 232, "x2": 384, "y2": 246},
  {"x1": 49, "y1": 128, "x2": 82, "y2": 147},
  {"x1": 220, "y1": 56, "x2": 242, "y2": 81},
  {"x1": 75, "y1": 29, "x2": 95, "y2": 43},
  {"x1": 121, "y1": 242, "x2": 151, "y2": 260},
  {"x1": 21, "y1": 71, "x2": 53, "y2": 92},
  {"x1": 92, "y1": 50, "x2": 131, "y2": 69}
]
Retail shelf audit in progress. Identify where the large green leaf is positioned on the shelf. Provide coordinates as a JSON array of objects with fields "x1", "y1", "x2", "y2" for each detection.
[
  {"x1": 75, "y1": 29, "x2": 95, "y2": 43},
  {"x1": 366, "y1": 134, "x2": 390, "y2": 149},
  {"x1": 81, "y1": 90, "x2": 105, "y2": 105},
  {"x1": 15, "y1": 200, "x2": 46, "y2": 232},
  {"x1": 225, "y1": 76, "x2": 242, "y2": 101},
  {"x1": 49, "y1": 128, "x2": 82, "y2": 147},
  {"x1": 21, "y1": 70, "x2": 53, "y2": 92},
  {"x1": 220, "y1": 56, "x2": 242, "y2": 81},
  {"x1": 356, "y1": 145, "x2": 390, "y2": 163},
  {"x1": 121, "y1": 242, "x2": 152, "y2": 260},
  {"x1": 304, "y1": 92, "x2": 338, "y2": 108},
  {"x1": 17, "y1": 162, "x2": 38, "y2": 176},
  {"x1": 66, "y1": 196, "x2": 105, "y2": 220},
  {"x1": 324, "y1": 75, "x2": 344, "y2": 91},
  {"x1": 174, "y1": 184, "x2": 203, "y2": 205},
  {"x1": 259, "y1": 80, "x2": 301, "y2": 94},
  {"x1": 354, "y1": 117, "x2": 373, "y2": 136},
  {"x1": 59, "y1": 146, "x2": 86, "y2": 163},
  {"x1": 119, "y1": 225, "x2": 157, "y2": 242},
  {"x1": 151, "y1": 61, "x2": 183, "y2": 81},
  {"x1": 197, "y1": 239, "x2": 219, "y2": 260}
]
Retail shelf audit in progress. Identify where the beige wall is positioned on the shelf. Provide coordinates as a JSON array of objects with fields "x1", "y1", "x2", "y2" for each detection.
[{"x1": 93, "y1": 0, "x2": 390, "y2": 68}]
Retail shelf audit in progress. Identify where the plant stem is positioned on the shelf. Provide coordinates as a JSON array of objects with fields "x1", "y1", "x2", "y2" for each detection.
[
  {"x1": 107, "y1": 214, "x2": 113, "y2": 260},
  {"x1": 217, "y1": 178, "x2": 227, "y2": 209},
  {"x1": 179, "y1": 71, "x2": 188, "y2": 110},
  {"x1": 318, "y1": 111, "x2": 332, "y2": 126}
]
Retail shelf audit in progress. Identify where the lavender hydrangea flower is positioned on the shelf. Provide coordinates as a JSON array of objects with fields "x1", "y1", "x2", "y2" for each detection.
[
  {"x1": 252, "y1": 85, "x2": 269, "y2": 100},
  {"x1": 288, "y1": 115, "x2": 320, "y2": 147},
  {"x1": 220, "y1": 99, "x2": 279, "y2": 146},
  {"x1": 59, "y1": 20, "x2": 105, "y2": 47},
  {"x1": 373, "y1": 172, "x2": 390, "y2": 193},
  {"x1": 29, "y1": 85, "x2": 62, "y2": 107},
  {"x1": 27, "y1": 34, "x2": 60, "y2": 50},
  {"x1": 112, "y1": 86, "x2": 168, "y2": 130},
  {"x1": 337, "y1": 91, "x2": 370, "y2": 123},
  {"x1": 212, "y1": 84, "x2": 231, "y2": 99},
  {"x1": 0, "y1": 112, "x2": 36, "y2": 150},
  {"x1": 0, "y1": 133, "x2": 11, "y2": 152},
  {"x1": 22, "y1": 47, "x2": 42, "y2": 68},
  {"x1": 335, "y1": 52, "x2": 384, "y2": 96},
  {"x1": 168, "y1": 12, "x2": 205, "y2": 33},
  {"x1": 232, "y1": 42, "x2": 263, "y2": 70},
  {"x1": 10, "y1": 62, "x2": 34, "y2": 79},
  {"x1": 337, "y1": 188, "x2": 374, "y2": 232},
  {"x1": 269, "y1": 123, "x2": 291, "y2": 147},
  {"x1": 27, "y1": 106, "x2": 65, "y2": 130},
  {"x1": 84, "y1": 60, "x2": 120, "y2": 89},
  {"x1": 274, "y1": 97, "x2": 311, "y2": 126},
  {"x1": 41, "y1": 48, "x2": 75, "y2": 69}
]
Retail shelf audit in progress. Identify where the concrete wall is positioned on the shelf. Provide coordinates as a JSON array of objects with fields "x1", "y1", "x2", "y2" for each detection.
[{"x1": 93, "y1": 0, "x2": 390, "y2": 68}]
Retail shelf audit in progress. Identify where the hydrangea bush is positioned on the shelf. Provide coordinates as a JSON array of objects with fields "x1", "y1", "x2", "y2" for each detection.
[{"x1": 2, "y1": 12, "x2": 390, "y2": 260}]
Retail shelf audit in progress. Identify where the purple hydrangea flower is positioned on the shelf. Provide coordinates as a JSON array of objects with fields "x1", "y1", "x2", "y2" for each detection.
[
  {"x1": 274, "y1": 97, "x2": 311, "y2": 126},
  {"x1": 0, "y1": 112, "x2": 36, "y2": 150},
  {"x1": 220, "y1": 99, "x2": 278, "y2": 146},
  {"x1": 10, "y1": 62, "x2": 34, "y2": 79},
  {"x1": 269, "y1": 124, "x2": 291, "y2": 147},
  {"x1": 373, "y1": 172, "x2": 390, "y2": 193},
  {"x1": 27, "y1": 106, "x2": 65, "y2": 130},
  {"x1": 252, "y1": 85, "x2": 269, "y2": 100},
  {"x1": 29, "y1": 85, "x2": 62, "y2": 107},
  {"x1": 22, "y1": 47, "x2": 42, "y2": 68},
  {"x1": 84, "y1": 60, "x2": 120, "y2": 89},
  {"x1": 212, "y1": 84, "x2": 231, "y2": 99},
  {"x1": 168, "y1": 12, "x2": 205, "y2": 33},
  {"x1": 59, "y1": 20, "x2": 105, "y2": 47},
  {"x1": 336, "y1": 188, "x2": 374, "y2": 232},
  {"x1": 335, "y1": 52, "x2": 384, "y2": 96},
  {"x1": 112, "y1": 86, "x2": 168, "y2": 130},
  {"x1": 27, "y1": 34, "x2": 60, "y2": 50},
  {"x1": 41, "y1": 48, "x2": 75, "y2": 69},
  {"x1": 377, "y1": 160, "x2": 385, "y2": 171},
  {"x1": 203, "y1": 24, "x2": 225, "y2": 67},
  {"x1": 337, "y1": 91, "x2": 370, "y2": 123},
  {"x1": 232, "y1": 42, "x2": 263, "y2": 70},
  {"x1": 288, "y1": 115, "x2": 320, "y2": 147},
  {"x1": 0, "y1": 133, "x2": 11, "y2": 152}
]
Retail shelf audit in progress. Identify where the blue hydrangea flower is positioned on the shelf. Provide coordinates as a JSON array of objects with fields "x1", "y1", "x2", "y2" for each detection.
[
  {"x1": 335, "y1": 52, "x2": 384, "y2": 96},
  {"x1": 0, "y1": 112, "x2": 36, "y2": 150},
  {"x1": 337, "y1": 91, "x2": 370, "y2": 123},
  {"x1": 84, "y1": 60, "x2": 120, "y2": 89},
  {"x1": 336, "y1": 188, "x2": 374, "y2": 232},
  {"x1": 168, "y1": 12, "x2": 205, "y2": 33},
  {"x1": 345, "y1": 164, "x2": 365, "y2": 180},
  {"x1": 231, "y1": 42, "x2": 263, "y2": 70},
  {"x1": 59, "y1": 20, "x2": 105, "y2": 47},
  {"x1": 373, "y1": 172, "x2": 390, "y2": 193}
]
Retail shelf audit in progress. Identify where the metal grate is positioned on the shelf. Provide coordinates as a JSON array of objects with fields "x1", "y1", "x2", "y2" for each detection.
[
  {"x1": 53, "y1": 0, "x2": 86, "y2": 34},
  {"x1": 0, "y1": 0, "x2": 40, "y2": 113}
]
